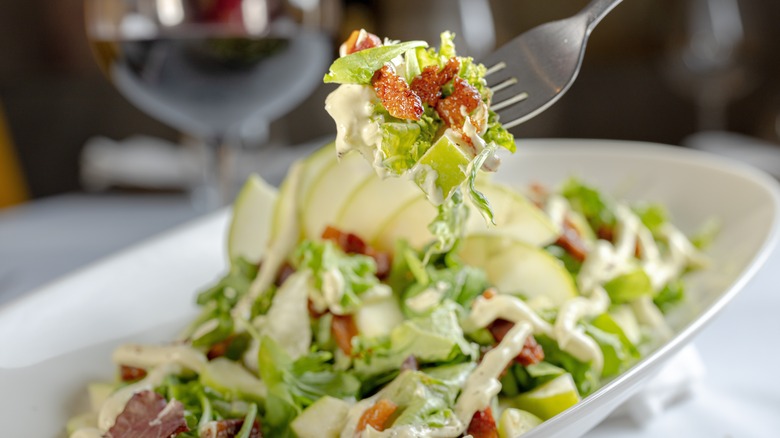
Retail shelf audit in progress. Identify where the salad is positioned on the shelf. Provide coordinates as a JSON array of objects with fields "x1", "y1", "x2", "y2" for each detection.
[{"x1": 67, "y1": 31, "x2": 710, "y2": 438}]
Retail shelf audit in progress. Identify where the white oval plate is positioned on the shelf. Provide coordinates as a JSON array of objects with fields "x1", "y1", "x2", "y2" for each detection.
[{"x1": 1, "y1": 139, "x2": 779, "y2": 438}]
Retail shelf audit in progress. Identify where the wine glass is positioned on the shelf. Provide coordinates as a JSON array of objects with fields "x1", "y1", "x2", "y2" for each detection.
[{"x1": 84, "y1": 0, "x2": 332, "y2": 208}]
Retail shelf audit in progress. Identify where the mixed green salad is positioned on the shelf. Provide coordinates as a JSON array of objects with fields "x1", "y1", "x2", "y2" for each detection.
[{"x1": 67, "y1": 31, "x2": 710, "y2": 438}]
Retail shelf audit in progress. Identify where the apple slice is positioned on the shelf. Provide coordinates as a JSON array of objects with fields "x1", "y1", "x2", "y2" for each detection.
[
  {"x1": 301, "y1": 151, "x2": 375, "y2": 240},
  {"x1": 228, "y1": 174, "x2": 278, "y2": 264},
  {"x1": 458, "y1": 235, "x2": 578, "y2": 307},
  {"x1": 497, "y1": 408, "x2": 543, "y2": 438},
  {"x1": 372, "y1": 194, "x2": 437, "y2": 251},
  {"x1": 513, "y1": 373, "x2": 581, "y2": 420},
  {"x1": 335, "y1": 173, "x2": 422, "y2": 243},
  {"x1": 466, "y1": 182, "x2": 560, "y2": 247}
]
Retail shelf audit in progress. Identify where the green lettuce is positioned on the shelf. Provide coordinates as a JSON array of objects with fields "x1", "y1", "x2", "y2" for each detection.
[
  {"x1": 353, "y1": 303, "x2": 476, "y2": 381},
  {"x1": 653, "y1": 278, "x2": 686, "y2": 314},
  {"x1": 376, "y1": 368, "x2": 464, "y2": 429},
  {"x1": 561, "y1": 178, "x2": 616, "y2": 233},
  {"x1": 324, "y1": 41, "x2": 428, "y2": 84},
  {"x1": 258, "y1": 337, "x2": 360, "y2": 437},
  {"x1": 535, "y1": 335, "x2": 599, "y2": 396},
  {"x1": 633, "y1": 203, "x2": 668, "y2": 235},
  {"x1": 292, "y1": 240, "x2": 381, "y2": 313}
]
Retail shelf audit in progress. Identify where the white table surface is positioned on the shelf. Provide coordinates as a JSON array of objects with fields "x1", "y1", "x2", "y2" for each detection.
[{"x1": 1, "y1": 192, "x2": 779, "y2": 436}]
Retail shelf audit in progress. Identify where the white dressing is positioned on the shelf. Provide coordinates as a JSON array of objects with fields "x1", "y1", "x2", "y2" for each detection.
[
  {"x1": 462, "y1": 294, "x2": 553, "y2": 336},
  {"x1": 325, "y1": 84, "x2": 383, "y2": 160},
  {"x1": 405, "y1": 281, "x2": 448, "y2": 313},
  {"x1": 554, "y1": 287, "x2": 610, "y2": 375},
  {"x1": 455, "y1": 322, "x2": 533, "y2": 425}
]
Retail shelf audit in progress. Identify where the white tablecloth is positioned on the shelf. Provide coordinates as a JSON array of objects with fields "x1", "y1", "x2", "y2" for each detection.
[{"x1": 1, "y1": 192, "x2": 779, "y2": 436}]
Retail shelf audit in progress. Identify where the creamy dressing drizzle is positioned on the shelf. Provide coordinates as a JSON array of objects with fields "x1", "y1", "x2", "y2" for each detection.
[
  {"x1": 325, "y1": 84, "x2": 383, "y2": 162},
  {"x1": 455, "y1": 322, "x2": 533, "y2": 426},
  {"x1": 554, "y1": 287, "x2": 610, "y2": 374}
]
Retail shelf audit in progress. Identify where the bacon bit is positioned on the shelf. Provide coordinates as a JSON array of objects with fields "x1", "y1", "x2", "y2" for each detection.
[
  {"x1": 343, "y1": 29, "x2": 382, "y2": 55},
  {"x1": 275, "y1": 262, "x2": 296, "y2": 287},
  {"x1": 105, "y1": 390, "x2": 189, "y2": 438},
  {"x1": 400, "y1": 355, "x2": 419, "y2": 371},
  {"x1": 372, "y1": 65, "x2": 423, "y2": 120},
  {"x1": 201, "y1": 418, "x2": 262, "y2": 438},
  {"x1": 120, "y1": 365, "x2": 147, "y2": 382},
  {"x1": 322, "y1": 225, "x2": 392, "y2": 280},
  {"x1": 435, "y1": 76, "x2": 481, "y2": 131},
  {"x1": 488, "y1": 319, "x2": 545, "y2": 366},
  {"x1": 356, "y1": 399, "x2": 398, "y2": 433},
  {"x1": 410, "y1": 57, "x2": 461, "y2": 107},
  {"x1": 482, "y1": 288, "x2": 497, "y2": 300},
  {"x1": 466, "y1": 407, "x2": 498, "y2": 438},
  {"x1": 206, "y1": 335, "x2": 236, "y2": 361},
  {"x1": 597, "y1": 224, "x2": 614, "y2": 242},
  {"x1": 556, "y1": 217, "x2": 588, "y2": 262},
  {"x1": 516, "y1": 334, "x2": 545, "y2": 366},
  {"x1": 635, "y1": 238, "x2": 642, "y2": 259},
  {"x1": 331, "y1": 314, "x2": 358, "y2": 356}
]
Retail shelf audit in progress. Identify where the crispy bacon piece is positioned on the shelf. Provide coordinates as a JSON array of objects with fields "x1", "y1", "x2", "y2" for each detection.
[
  {"x1": 322, "y1": 225, "x2": 392, "y2": 279},
  {"x1": 596, "y1": 224, "x2": 614, "y2": 242},
  {"x1": 435, "y1": 76, "x2": 481, "y2": 131},
  {"x1": 343, "y1": 29, "x2": 382, "y2": 55},
  {"x1": 466, "y1": 407, "x2": 499, "y2": 438},
  {"x1": 556, "y1": 217, "x2": 588, "y2": 262},
  {"x1": 410, "y1": 57, "x2": 461, "y2": 107},
  {"x1": 488, "y1": 319, "x2": 545, "y2": 366},
  {"x1": 529, "y1": 182, "x2": 548, "y2": 208},
  {"x1": 356, "y1": 399, "x2": 398, "y2": 433},
  {"x1": 201, "y1": 418, "x2": 262, "y2": 438},
  {"x1": 275, "y1": 262, "x2": 296, "y2": 287},
  {"x1": 331, "y1": 314, "x2": 358, "y2": 356},
  {"x1": 120, "y1": 365, "x2": 147, "y2": 382},
  {"x1": 105, "y1": 390, "x2": 189, "y2": 438},
  {"x1": 206, "y1": 335, "x2": 239, "y2": 361},
  {"x1": 372, "y1": 66, "x2": 423, "y2": 120},
  {"x1": 481, "y1": 288, "x2": 497, "y2": 300}
]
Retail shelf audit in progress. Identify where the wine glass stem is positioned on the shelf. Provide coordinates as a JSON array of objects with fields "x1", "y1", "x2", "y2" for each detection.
[{"x1": 196, "y1": 137, "x2": 234, "y2": 211}]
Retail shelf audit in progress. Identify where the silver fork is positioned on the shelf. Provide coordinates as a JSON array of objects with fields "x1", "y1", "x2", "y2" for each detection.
[{"x1": 481, "y1": 0, "x2": 623, "y2": 129}]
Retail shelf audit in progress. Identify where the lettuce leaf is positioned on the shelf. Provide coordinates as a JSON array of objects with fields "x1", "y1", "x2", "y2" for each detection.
[
  {"x1": 292, "y1": 240, "x2": 382, "y2": 314},
  {"x1": 535, "y1": 335, "x2": 599, "y2": 396},
  {"x1": 585, "y1": 313, "x2": 640, "y2": 377},
  {"x1": 561, "y1": 178, "x2": 616, "y2": 232},
  {"x1": 653, "y1": 278, "x2": 686, "y2": 314},
  {"x1": 324, "y1": 41, "x2": 428, "y2": 84},
  {"x1": 258, "y1": 337, "x2": 360, "y2": 437}
]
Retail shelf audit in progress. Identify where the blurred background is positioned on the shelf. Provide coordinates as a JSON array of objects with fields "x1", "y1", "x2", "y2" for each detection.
[{"x1": 1, "y1": 0, "x2": 780, "y2": 207}]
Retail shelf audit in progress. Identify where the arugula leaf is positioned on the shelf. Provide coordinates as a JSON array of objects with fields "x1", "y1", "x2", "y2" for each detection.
[
  {"x1": 633, "y1": 203, "x2": 668, "y2": 235},
  {"x1": 482, "y1": 110, "x2": 516, "y2": 152},
  {"x1": 324, "y1": 41, "x2": 428, "y2": 84}
]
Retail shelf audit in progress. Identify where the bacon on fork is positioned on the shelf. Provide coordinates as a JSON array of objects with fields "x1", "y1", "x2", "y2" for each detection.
[
  {"x1": 410, "y1": 57, "x2": 461, "y2": 107},
  {"x1": 372, "y1": 65, "x2": 424, "y2": 121}
]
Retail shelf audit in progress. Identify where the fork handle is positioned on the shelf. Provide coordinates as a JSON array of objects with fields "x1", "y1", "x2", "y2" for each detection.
[{"x1": 580, "y1": 0, "x2": 623, "y2": 34}]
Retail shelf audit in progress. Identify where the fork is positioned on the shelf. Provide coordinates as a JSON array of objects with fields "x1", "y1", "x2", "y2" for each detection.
[{"x1": 481, "y1": 0, "x2": 624, "y2": 129}]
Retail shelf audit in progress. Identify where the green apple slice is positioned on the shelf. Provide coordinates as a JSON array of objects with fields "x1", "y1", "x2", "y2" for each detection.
[
  {"x1": 412, "y1": 135, "x2": 470, "y2": 203},
  {"x1": 458, "y1": 235, "x2": 578, "y2": 307},
  {"x1": 466, "y1": 182, "x2": 560, "y2": 247},
  {"x1": 228, "y1": 174, "x2": 278, "y2": 264},
  {"x1": 497, "y1": 408, "x2": 543, "y2": 438},
  {"x1": 291, "y1": 396, "x2": 351, "y2": 438},
  {"x1": 513, "y1": 373, "x2": 581, "y2": 420},
  {"x1": 297, "y1": 142, "x2": 339, "y2": 205},
  {"x1": 335, "y1": 172, "x2": 422, "y2": 242},
  {"x1": 355, "y1": 296, "x2": 405, "y2": 339},
  {"x1": 372, "y1": 194, "x2": 437, "y2": 251},
  {"x1": 200, "y1": 357, "x2": 267, "y2": 402},
  {"x1": 301, "y1": 150, "x2": 375, "y2": 240}
]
